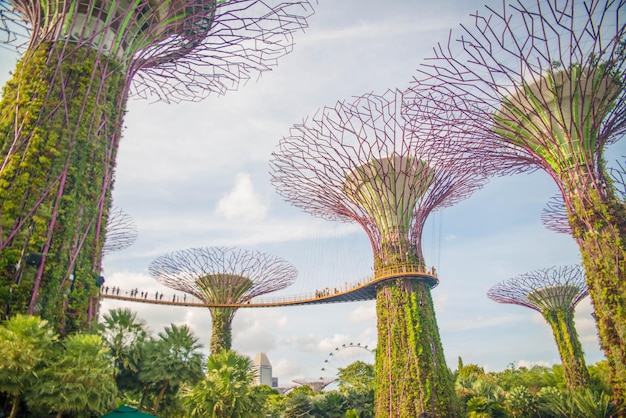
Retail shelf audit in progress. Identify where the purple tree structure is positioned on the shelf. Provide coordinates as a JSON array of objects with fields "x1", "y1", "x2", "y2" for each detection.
[
  {"x1": 410, "y1": 0, "x2": 626, "y2": 405},
  {"x1": 148, "y1": 246, "x2": 297, "y2": 353},
  {"x1": 291, "y1": 377, "x2": 336, "y2": 393},
  {"x1": 0, "y1": 0, "x2": 313, "y2": 332},
  {"x1": 541, "y1": 194, "x2": 572, "y2": 236},
  {"x1": 487, "y1": 265, "x2": 590, "y2": 389},
  {"x1": 270, "y1": 89, "x2": 487, "y2": 417},
  {"x1": 102, "y1": 206, "x2": 138, "y2": 256}
]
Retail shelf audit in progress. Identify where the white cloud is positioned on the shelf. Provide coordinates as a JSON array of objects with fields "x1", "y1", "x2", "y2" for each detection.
[
  {"x1": 319, "y1": 334, "x2": 352, "y2": 352},
  {"x1": 283, "y1": 333, "x2": 319, "y2": 353},
  {"x1": 349, "y1": 303, "x2": 375, "y2": 323},
  {"x1": 273, "y1": 358, "x2": 307, "y2": 384},
  {"x1": 232, "y1": 310, "x2": 289, "y2": 353},
  {"x1": 215, "y1": 173, "x2": 269, "y2": 222},
  {"x1": 516, "y1": 359, "x2": 554, "y2": 369}
]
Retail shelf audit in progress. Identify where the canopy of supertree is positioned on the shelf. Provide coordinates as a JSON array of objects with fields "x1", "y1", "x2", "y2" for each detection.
[
  {"x1": 410, "y1": 0, "x2": 625, "y2": 180},
  {"x1": 408, "y1": 0, "x2": 626, "y2": 406},
  {"x1": 0, "y1": 0, "x2": 312, "y2": 332},
  {"x1": 148, "y1": 247, "x2": 297, "y2": 303},
  {"x1": 487, "y1": 265, "x2": 589, "y2": 313},
  {"x1": 1, "y1": 0, "x2": 315, "y2": 102},
  {"x1": 270, "y1": 88, "x2": 488, "y2": 264}
]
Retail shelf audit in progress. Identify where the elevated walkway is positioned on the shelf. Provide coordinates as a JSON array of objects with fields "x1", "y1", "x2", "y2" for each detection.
[{"x1": 100, "y1": 263, "x2": 438, "y2": 308}]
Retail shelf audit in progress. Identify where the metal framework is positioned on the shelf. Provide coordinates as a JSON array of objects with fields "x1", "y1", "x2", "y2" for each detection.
[
  {"x1": 270, "y1": 89, "x2": 486, "y2": 268},
  {"x1": 487, "y1": 265, "x2": 588, "y2": 314},
  {"x1": 0, "y1": 0, "x2": 313, "y2": 331},
  {"x1": 542, "y1": 194, "x2": 571, "y2": 235},
  {"x1": 0, "y1": 0, "x2": 314, "y2": 101},
  {"x1": 270, "y1": 88, "x2": 486, "y2": 417},
  {"x1": 291, "y1": 377, "x2": 336, "y2": 393},
  {"x1": 409, "y1": 0, "x2": 626, "y2": 406},
  {"x1": 148, "y1": 246, "x2": 297, "y2": 352},
  {"x1": 102, "y1": 206, "x2": 138, "y2": 255},
  {"x1": 487, "y1": 265, "x2": 590, "y2": 388}
]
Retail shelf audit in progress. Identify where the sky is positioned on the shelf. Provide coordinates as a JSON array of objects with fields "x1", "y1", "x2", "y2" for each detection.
[{"x1": 1, "y1": 0, "x2": 622, "y2": 388}]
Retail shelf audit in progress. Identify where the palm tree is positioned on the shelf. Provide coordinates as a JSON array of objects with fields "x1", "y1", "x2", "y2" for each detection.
[
  {"x1": 312, "y1": 391, "x2": 349, "y2": 417},
  {"x1": 181, "y1": 350, "x2": 264, "y2": 417},
  {"x1": 139, "y1": 324, "x2": 204, "y2": 414},
  {"x1": 100, "y1": 308, "x2": 147, "y2": 376},
  {"x1": 283, "y1": 392, "x2": 314, "y2": 418},
  {"x1": 0, "y1": 314, "x2": 57, "y2": 418},
  {"x1": 27, "y1": 333, "x2": 116, "y2": 417}
]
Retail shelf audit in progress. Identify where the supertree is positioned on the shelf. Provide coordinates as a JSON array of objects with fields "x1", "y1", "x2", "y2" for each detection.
[
  {"x1": 270, "y1": 89, "x2": 487, "y2": 417},
  {"x1": 487, "y1": 265, "x2": 590, "y2": 389},
  {"x1": 148, "y1": 246, "x2": 297, "y2": 353},
  {"x1": 409, "y1": 0, "x2": 626, "y2": 406},
  {"x1": 0, "y1": 0, "x2": 313, "y2": 333}
]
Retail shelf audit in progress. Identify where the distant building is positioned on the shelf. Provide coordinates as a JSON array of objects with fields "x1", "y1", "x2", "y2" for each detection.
[
  {"x1": 272, "y1": 377, "x2": 278, "y2": 388},
  {"x1": 253, "y1": 352, "x2": 273, "y2": 386}
]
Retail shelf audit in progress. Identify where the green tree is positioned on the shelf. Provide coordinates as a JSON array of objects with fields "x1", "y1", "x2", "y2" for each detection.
[
  {"x1": 100, "y1": 307, "x2": 147, "y2": 373},
  {"x1": 0, "y1": 314, "x2": 57, "y2": 418},
  {"x1": 505, "y1": 386, "x2": 538, "y2": 418},
  {"x1": 254, "y1": 385, "x2": 285, "y2": 418},
  {"x1": 181, "y1": 350, "x2": 263, "y2": 417},
  {"x1": 26, "y1": 333, "x2": 116, "y2": 417},
  {"x1": 337, "y1": 361, "x2": 374, "y2": 393},
  {"x1": 284, "y1": 392, "x2": 314, "y2": 418},
  {"x1": 139, "y1": 324, "x2": 204, "y2": 415},
  {"x1": 289, "y1": 385, "x2": 316, "y2": 397},
  {"x1": 493, "y1": 364, "x2": 563, "y2": 393},
  {"x1": 311, "y1": 391, "x2": 348, "y2": 417},
  {"x1": 537, "y1": 386, "x2": 617, "y2": 418},
  {"x1": 465, "y1": 396, "x2": 508, "y2": 418},
  {"x1": 344, "y1": 388, "x2": 375, "y2": 418},
  {"x1": 587, "y1": 361, "x2": 612, "y2": 394},
  {"x1": 99, "y1": 308, "x2": 148, "y2": 404}
]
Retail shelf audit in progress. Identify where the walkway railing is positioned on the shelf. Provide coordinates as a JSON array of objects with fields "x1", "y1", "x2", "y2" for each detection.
[{"x1": 100, "y1": 264, "x2": 438, "y2": 308}]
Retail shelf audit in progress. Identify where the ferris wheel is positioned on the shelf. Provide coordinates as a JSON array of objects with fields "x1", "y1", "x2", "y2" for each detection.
[{"x1": 320, "y1": 342, "x2": 375, "y2": 381}]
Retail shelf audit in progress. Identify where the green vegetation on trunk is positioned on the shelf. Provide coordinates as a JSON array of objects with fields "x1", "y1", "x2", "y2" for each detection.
[
  {"x1": 0, "y1": 41, "x2": 127, "y2": 332},
  {"x1": 564, "y1": 172, "x2": 626, "y2": 407},
  {"x1": 542, "y1": 308, "x2": 590, "y2": 389},
  {"x1": 375, "y1": 277, "x2": 459, "y2": 417},
  {"x1": 209, "y1": 307, "x2": 235, "y2": 353},
  {"x1": 494, "y1": 66, "x2": 626, "y2": 410}
]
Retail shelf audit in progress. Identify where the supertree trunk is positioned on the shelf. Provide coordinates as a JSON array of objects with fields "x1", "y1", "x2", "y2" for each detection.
[
  {"x1": 376, "y1": 278, "x2": 457, "y2": 417},
  {"x1": 562, "y1": 171, "x2": 626, "y2": 395},
  {"x1": 209, "y1": 307, "x2": 235, "y2": 353},
  {"x1": 542, "y1": 308, "x2": 590, "y2": 389},
  {"x1": 0, "y1": 42, "x2": 127, "y2": 332}
]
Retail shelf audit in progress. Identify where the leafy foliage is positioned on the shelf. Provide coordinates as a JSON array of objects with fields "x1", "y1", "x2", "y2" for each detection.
[
  {"x1": 138, "y1": 324, "x2": 205, "y2": 415},
  {"x1": 0, "y1": 41, "x2": 127, "y2": 333},
  {"x1": 0, "y1": 314, "x2": 57, "y2": 418},
  {"x1": 375, "y1": 278, "x2": 459, "y2": 417},
  {"x1": 181, "y1": 350, "x2": 264, "y2": 417},
  {"x1": 26, "y1": 333, "x2": 116, "y2": 416}
]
